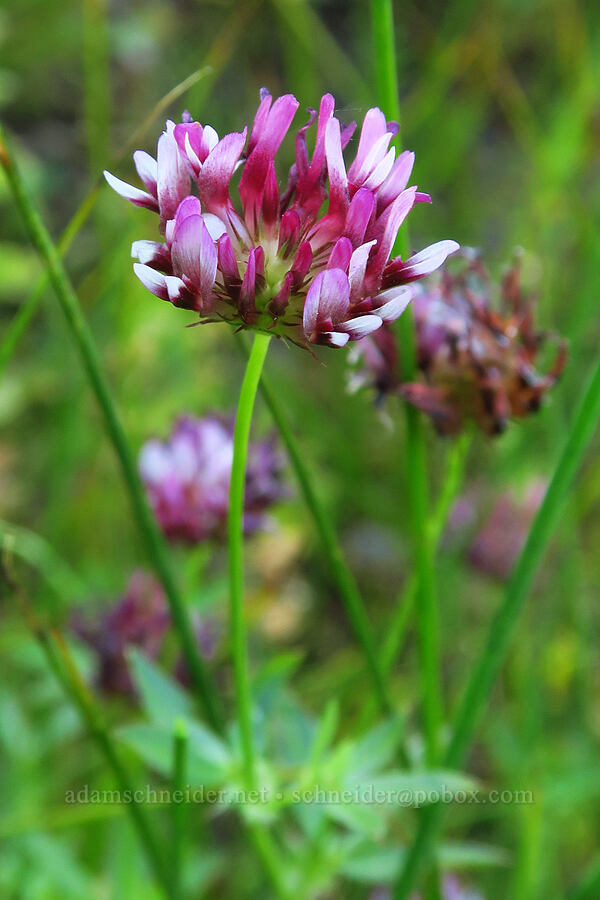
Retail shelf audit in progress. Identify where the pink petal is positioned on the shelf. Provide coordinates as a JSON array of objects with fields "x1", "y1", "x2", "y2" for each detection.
[
  {"x1": 171, "y1": 215, "x2": 217, "y2": 302},
  {"x1": 344, "y1": 188, "x2": 375, "y2": 247},
  {"x1": 217, "y1": 233, "x2": 240, "y2": 284},
  {"x1": 290, "y1": 241, "x2": 313, "y2": 289},
  {"x1": 377, "y1": 150, "x2": 415, "y2": 211},
  {"x1": 362, "y1": 146, "x2": 396, "y2": 192},
  {"x1": 239, "y1": 248, "x2": 257, "y2": 323},
  {"x1": 103, "y1": 170, "x2": 159, "y2": 212},
  {"x1": 373, "y1": 285, "x2": 413, "y2": 322},
  {"x1": 133, "y1": 150, "x2": 158, "y2": 195},
  {"x1": 278, "y1": 210, "x2": 301, "y2": 256},
  {"x1": 338, "y1": 313, "x2": 383, "y2": 340},
  {"x1": 325, "y1": 117, "x2": 349, "y2": 221},
  {"x1": 364, "y1": 186, "x2": 417, "y2": 292},
  {"x1": 327, "y1": 236, "x2": 353, "y2": 271},
  {"x1": 303, "y1": 268, "x2": 350, "y2": 339},
  {"x1": 348, "y1": 107, "x2": 388, "y2": 181},
  {"x1": 269, "y1": 271, "x2": 293, "y2": 317},
  {"x1": 386, "y1": 240, "x2": 460, "y2": 284},
  {"x1": 350, "y1": 131, "x2": 393, "y2": 187},
  {"x1": 197, "y1": 129, "x2": 247, "y2": 215},
  {"x1": 131, "y1": 240, "x2": 170, "y2": 270},
  {"x1": 156, "y1": 131, "x2": 191, "y2": 224},
  {"x1": 164, "y1": 275, "x2": 194, "y2": 308},
  {"x1": 133, "y1": 263, "x2": 169, "y2": 300},
  {"x1": 348, "y1": 240, "x2": 377, "y2": 302}
]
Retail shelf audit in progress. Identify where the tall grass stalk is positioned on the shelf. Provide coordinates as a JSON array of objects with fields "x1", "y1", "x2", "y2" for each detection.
[
  {"x1": 369, "y1": 0, "x2": 442, "y2": 765},
  {"x1": 2, "y1": 561, "x2": 171, "y2": 895},
  {"x1": 394, "y1": 352, "x2": 600, "y2": 897},
  {"x1": 0, "y1": 123, "x2": 223, "y2": 734}
]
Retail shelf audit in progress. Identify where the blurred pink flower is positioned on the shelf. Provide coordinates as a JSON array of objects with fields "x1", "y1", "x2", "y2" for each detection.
[
  {"x1": 468, "y1": 478, "x2": 547, "y2": 580},
  {"x1": 352, "y1": 250, "x2": 566, "y2": 434},
  {"x1": 139, "y1": 415, "x2": 286, "y2": 544},
  {"x1": 105, "y1": 91, "x2": 458, "y2": 350},
  {"x1": 72, "y1": 570, "x2": 219, "y2": 696}
]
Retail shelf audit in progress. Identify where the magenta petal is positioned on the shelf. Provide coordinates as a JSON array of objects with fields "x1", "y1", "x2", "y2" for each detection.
[
  {"x1": 197, "y1": 129, "x2": 247, "y2": 214},
  {"x1": 133, "y1": 150, "x2": 158, "y2": 195},
  {"x1": 278, "y1": 210, "x2": 301, "y2": 256},
  {"x1": 156, "y1": 131, "x2": 191, "y2": 224},
  {"x1": 175, "y1": 195, "x2": 202, "y2": 224},
  {"x1": 327, "y1": 236, "x2": 353, "y2": 271},
  {"x1": 348, "y1": 107, "x2": 388, "y2": 181},
  {"x1": 290, "y1": 241, "x2": 313, "y2": 289},
  {"x1": 377, "y1": 150, "x2": 415, "y2": 211},
  {"x1": 171, "y1": 215, "x2": 217, "y2": 302},
  {"x1": 348, "y1": 240, "x2": 377, "y2": 302},
  {"x1": 362, "y1": 146, "x2": 396, "y2": 191},
  {"x1": 415, "y1": 192, "x2": 432, "y2": 204},
  {"x1": 396, "y1": 240, "x2": 460, "y2": 282},
  {"x1": 133, "y1": 263, "x2": 169, "y2": 300},
  {"x1": 338, "y1": 314, "x2": 383, "y2": 339},
  {"x1": 261, "y1": 94, "x2": 300, "y2": 155},
  {"x1": 365, "y1": 186, "x2": 417, "y2": 292},
  {"x1": 239, "y1": 248, "x2": 257, "y2": 322},
  {"x1": 131, "y1": 240, "x2": 170, "y2": 270},
  {"x1": 308, "y1": 93, "x2": 335, "y2": 177},
  {"x1": 247, "y1": 90, "x2": 273, "y2": 156},
  {"x1": 269, "y1": 271, "x2": 293, "y2": 317},
  {"x1": 103, "y1": 170, "x2": 159, "y2": 212},
  {"x1": 350, "y1": 131, "x2": 393, "y2": 187},
  {"x1": 373, "y1": 285, "x2": 413, "y2": 322},
  {"x1": 303, "y1": 268, "x2": 350, "y2": 339},
  {"x1": 344, "y1": 188, "x2": 375, "y2": 247},
  {"x1": 325, "y1": 118, "x2": 349, "y2": 220},
  {"x1": 164, "y1": 275, "x2": 192, "y2": 306},
  {"x1": 217, "y1": 233, "x2": 240, "y2": 283}
]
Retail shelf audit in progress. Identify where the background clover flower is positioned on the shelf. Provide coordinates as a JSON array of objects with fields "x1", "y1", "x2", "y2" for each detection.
[
  {"x1": 72, "y1": 571, "x2": 170, "y2": 695},
  {"x1": 138, "y1": 415, "x2": 286, "y2": 544},
  {"x1": 351, "y1": 251, "x2": 567, "y2": 435},
  {"x1": 104, "y1": 91, "x2": 458, "y2": 349},
  {"x1": 72, "y1": 571, "x2": 218, "y2": 696}
]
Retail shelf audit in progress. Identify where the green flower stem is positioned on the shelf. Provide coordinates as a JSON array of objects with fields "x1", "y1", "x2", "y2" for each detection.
[
  {"x1": 0, "y1": 123, "x2": 223, "y2": 735},
  {"x1": 394, "y1": 353, "x2": 600, "y2": 898},
  {"x1": 369, "y1": 0, "x2": 442, "y2": 765},
  {"x1": 242, "y1": 340, "x2": 393, "y2": 715},
  {"x1": 229, "y1": 332, "x2": 271, "y2": 789},
  {"x1": 171, "y1": 718, "x2": 189, "y2": 900},
  {"x1": 247, "y1": 824, "x2": 292, "y2": 900}
]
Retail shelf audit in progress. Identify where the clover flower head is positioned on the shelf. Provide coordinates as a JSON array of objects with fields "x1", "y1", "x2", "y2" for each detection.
[
  {"x1": 72, "y1": 571, "x2": 218, "y2": 696},
  {"x1": 138, "y1": 415, "x2": 286, "y2": 544},
  {"x1": 72, "y1": 570, "x2": 170, "y2": 695},
  {"x1": 105, "y1": 90, "x2": 458, "y2": 350},
  {"x1": 352, "y1": 250, "x2": 567, "y2": 435}
]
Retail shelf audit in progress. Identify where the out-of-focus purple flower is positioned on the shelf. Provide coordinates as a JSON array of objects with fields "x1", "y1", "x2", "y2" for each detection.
[
  {"x1": 139, "y1": 415, "x2": 286, "y2": 544},
  {"x1": 72, "y1": 571, "x2": 219, "y2": 696},
  {"x1": 72, "y1": 571, "x2": 170, "y2": 695},
  {"x1": 105, "y1": 91, "x2": 458, "y2": 350},
  {"x1": 468, "y1": 479, "x2": 547, "y2": 580},
  {"x1": 352, "y1": 251, "x2": 566, "y2": 434},
  {"x1": 370, "y1": 874, "x2": 484, "y2": 900}
]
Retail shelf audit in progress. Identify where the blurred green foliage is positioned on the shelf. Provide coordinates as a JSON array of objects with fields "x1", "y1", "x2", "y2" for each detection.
[{"x1": 1, "y1": 0, "x2": 600, "y2": 897}]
